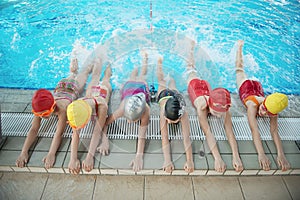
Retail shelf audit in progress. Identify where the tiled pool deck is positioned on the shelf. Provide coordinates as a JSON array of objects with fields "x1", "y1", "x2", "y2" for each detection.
[{"x1": 1, "y1": 88, "x2": 300, "y2": 199}]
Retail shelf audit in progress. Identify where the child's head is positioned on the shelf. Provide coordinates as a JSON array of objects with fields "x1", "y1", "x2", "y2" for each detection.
[
  {"x1": 165, "y1": 95, "x2": 185, "y2": 122},
  {"x1": 67, "y1": 100, "x2": 92, "y2": 129},
  {"x1": 259, "y1": 92, "x2": 288, "y2": 117},
  {"x1": 208, "y1": 88, "x2": 231, "y2": 117},
  {"x1": 32, "y1": 89, "x2": 55, "y2": 118},
  {"x1": 124, "y1": 93, "x2": 146, "y2": 122}
]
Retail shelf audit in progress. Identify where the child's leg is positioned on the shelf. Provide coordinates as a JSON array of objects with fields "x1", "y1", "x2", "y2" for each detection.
[
  {"x1": 76, "y1": 55, "x2": 96, "y2": 94},
  {"x1": 84, "y1": 57, "x2": 103, "y2": 97},
  {"x1": 186, "y1": 40, "x2": 199, "y2": 84},
  {"x1": 129, "y1": 67, "x2": 139, "y2": 81},
  {"x1": 101, "y1": 65, "x2": 112, "y2": 104},
  {"x1": 156, "y1": 56, "x2": 167, "y2": 94},
  {"x1": 168, "y1": 78, "x2": 177, "y2": 91},
  {"x1": 139, "y1": 50, "x2": 148, "y2": 81},
  {"x1": 235, "y1": 40, "x2": 247, "y2": 89}
]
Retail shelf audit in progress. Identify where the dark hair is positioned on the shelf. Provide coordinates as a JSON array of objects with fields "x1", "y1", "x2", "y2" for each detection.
[{"x1": 165, "y1": 97, "x2": 181, "y2": 121}]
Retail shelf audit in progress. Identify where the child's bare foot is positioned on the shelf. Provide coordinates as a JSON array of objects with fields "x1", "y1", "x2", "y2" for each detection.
[
  {"x1": 16, "y1": 152, "x2": 29, "y2": 168},
  {"x1": 237, "y1": 40, "x2": 244, "y2": 48},
  {"x1": 214, "y1": 158, "x2": 226, "y2": 173},
  {"x1": 70, "y1": 58, "x2": 79, "y2": 74},
  {"x1": 104, "y1": 64, "x2": 112, "y2": 78},
  {"x1": 42, "y1": 153, "x2": 56, "y2": 169},
  {"x1": 277, "y1": 155, "x2": 290, "y2": 171},
  {"x1": 258, "y1": 154, "x2": 271, "y2": 171},
  {"x1": 158, "y1": 56, "x2": 163, "y2": 64},
  {"x1": 82, "y1": 154, "x2": 94, "y2": 172},
  {"x1": 141, "y1": 50, "x2": 148, "y2": 60},
  {"x1": 68, "y1": 158, "x2": 81, "y2": 175}
]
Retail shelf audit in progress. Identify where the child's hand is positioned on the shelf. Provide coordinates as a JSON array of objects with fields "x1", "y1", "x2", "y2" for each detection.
[
  {"x1": 163, "y1": 161, "x2": 174, "y2": 173},
  {"x1": 68, "y1": 158, "x2": 81, "y2": 175},
  {"x1": 130, "y1": 154, "x2": 143, "y2": 172},
  {"x1": 184, "y1": 160, "x2": 194, "y2": 173}
]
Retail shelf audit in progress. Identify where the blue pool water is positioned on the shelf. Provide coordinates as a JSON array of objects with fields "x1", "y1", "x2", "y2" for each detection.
[{"x1": 0, "y1": 0, "x2": 299, "y2": 94}]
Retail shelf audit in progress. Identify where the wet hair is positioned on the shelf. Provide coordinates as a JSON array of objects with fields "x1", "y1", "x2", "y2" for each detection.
[{"x1": 165, "y1": 97, "x2": 181, "y2": 121}]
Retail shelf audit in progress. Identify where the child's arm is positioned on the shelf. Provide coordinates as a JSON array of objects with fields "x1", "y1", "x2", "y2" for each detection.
[
  {"x1": 270, "y1": 116, "x2": 290, "y2": 171},
  {"x1": 130, "y1": 105, "x2": 150, "y2": 172},
  {"x1": 105, "y1": 100, "x2": 125, "y2": 125},
  {"x1": 16, "y1": 116, "x2": 42, "y2": 167},
  {"x1": 68, "y1": 129, "x2": 81, "y2": 174},
  {"x1": 180, "y1": 112, "x2": 194, "y2": 173},
  {"x1": 224, "y1": 111, "x2": 243, "y2": 172}
]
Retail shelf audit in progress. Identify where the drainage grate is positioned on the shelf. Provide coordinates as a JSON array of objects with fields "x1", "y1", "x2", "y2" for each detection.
[{"x1": 1, "y1": 112, "x2": 300, "y2": 140}]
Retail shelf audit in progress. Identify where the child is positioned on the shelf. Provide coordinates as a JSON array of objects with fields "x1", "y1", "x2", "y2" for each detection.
[
  {"x1": 235, "y1": 40, "x2": 290, "y2": 171},
  {"x1": 97, "y1": 51, "x2": 150, "y2": 172},
  {"x1": 186, "y1": 41, "x2": 243, "y2": 173},
  {"x1": 16, "y1": 56, "x2": 94, "y2": 169},
  {"x1": 67, "y1": 58, "x2": 112, "y2": 174},
  {"x1": 156, "y1": 56, "x2": 194, "y2": 173}
]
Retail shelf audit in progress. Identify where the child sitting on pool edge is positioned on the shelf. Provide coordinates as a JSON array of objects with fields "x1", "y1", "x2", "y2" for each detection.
[
  {"x1": 16, "y1": 55, "x2": 95, "y2": 169},
  {"x1": 235, "y1": 40, "x2": 290, "y2": 171}
]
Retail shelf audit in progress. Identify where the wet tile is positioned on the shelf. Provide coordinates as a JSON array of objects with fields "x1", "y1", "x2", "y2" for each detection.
[
  {"x1": 145, "y1": 176, "x2": 193, "y2": 200},
  {"x1": 237, "y1": 140, "x2": 270, "y2": 154},
  {"x1": 2, "y1": 136, "x2": 37, "y2": 151},
  {"x1": 34, "y1": 137, "x2": 70, "y2": 152},
  {"x1": 100, "y1": 152, "x2": 135, "y2": 170},
  {"x1": 266, "y1": 140, "x2": 300, "y2": 154},
  {"x1": 217, "y1": 141, "x2": 233, "y2": 154},
  {"x1": 189, "y1": 153, "x2": 208, "y2": 175},
  {"x1": 94, "y1": 176, "x2": 144, "y2": 199},
  {"x1": 144, "y1": 139, "x2": 163, "y2": 153},
  {"x1": 0, "y1": 137, "x2": 7, "y2": 149},
  {"x1": 1, "y1": 103, "x2": 28, "y2": 112},
  {"x1": 42, "y1": 174, "x2": 95, "y2": 199},
  {"x1": 286, "y1": 154, "x2": 300, "y2": 169},
  {"x1": 191, "y1": 140, "x2": 203, "y2": 154},
  {"x1": 193, "y1": 176, "x2": 243, "y2": 200},
  {"x1": 26, "y1": 151, "x2": 47, "y2": 173},
  {"x1": 283, "y1": 176, "x2": 300, "y2": 200},
  {"x1": 170, "y1": 140, "x2": 185, "y2": 153},
  {"x1": 109, "y1": 139, "x2": 137, "y2": 153},
  {"x1": 143, "y1": 153, "x2": 164, "y2": 170},
  {"x1": 240, "y1": 176, "x2": 290, "y2": 200},
  {"x1": 0, "y1": 172, "x2": 48, "y2": 200}
]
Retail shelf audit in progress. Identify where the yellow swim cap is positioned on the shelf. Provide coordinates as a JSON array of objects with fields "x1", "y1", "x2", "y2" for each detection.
[
  {"x1": 264, "y1": 93, "x2": 288, "y2": 114},
  {"x1": 67, "y1": 100, "x2": 92, "y2": 129}
]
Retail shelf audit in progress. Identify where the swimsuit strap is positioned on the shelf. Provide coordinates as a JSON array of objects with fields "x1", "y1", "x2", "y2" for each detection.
[
  {"x1": 93, "y1": 97, "x2": 99, "y2": 116},
  {"x1": 82, "y1": 97, "x2": 99, "y2": 117},
  {"x1": 158, "y1": 96, "x2": 173, "y2": 104},
  {"x1": 203, "y1": 96, "x2": 209, "y2": 107}
]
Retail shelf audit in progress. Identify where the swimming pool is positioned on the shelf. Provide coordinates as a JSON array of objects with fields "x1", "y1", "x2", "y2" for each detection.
[{"x1": 0, "y1": 0, "x2": 299, "y2": 94}]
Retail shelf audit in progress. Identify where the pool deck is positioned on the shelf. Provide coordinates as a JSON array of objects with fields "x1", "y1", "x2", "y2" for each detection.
[{"x1": 1, "y1": 88, "x2": 300, "y2": 200}]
